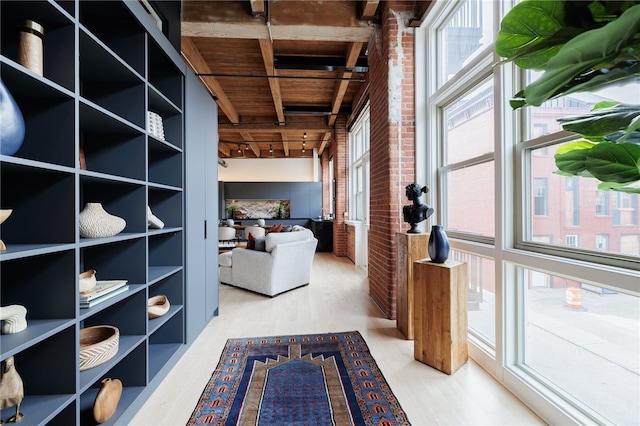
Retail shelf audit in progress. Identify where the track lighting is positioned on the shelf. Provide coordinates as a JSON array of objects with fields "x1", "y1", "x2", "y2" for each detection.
[{"x1": 237, "y1": 144, "x2": 241, "y2": 153}]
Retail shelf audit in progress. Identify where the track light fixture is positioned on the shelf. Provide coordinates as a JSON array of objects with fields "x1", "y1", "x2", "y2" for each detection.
[
  {"x1": 269, "y1": 144, "x2": 273, "y2": 153},
  {"x1": 237, "y1": 144, "x2": 241, "y2": 153}
]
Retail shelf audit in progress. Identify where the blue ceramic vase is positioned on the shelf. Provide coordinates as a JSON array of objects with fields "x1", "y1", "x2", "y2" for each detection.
[
  {"x1": 428, "y1": 225, "x2": 450, "y2": 263},
  {"x1": 0, "y1": 78, "x2": 26, "y2": 156}
]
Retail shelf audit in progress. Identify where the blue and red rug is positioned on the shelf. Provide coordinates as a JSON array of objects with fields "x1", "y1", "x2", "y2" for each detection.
[{"x1": 187, "y1": 331, "x2": 411, "y2": 425}]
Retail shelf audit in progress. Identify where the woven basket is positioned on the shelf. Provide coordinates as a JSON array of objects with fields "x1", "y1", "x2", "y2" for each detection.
[{"x1": 79, "y1": 325, "x2": 119, "y2": 371}]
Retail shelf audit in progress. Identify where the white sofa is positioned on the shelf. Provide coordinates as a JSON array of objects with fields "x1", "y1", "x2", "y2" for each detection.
[{"x1": 218, "y1": 228, "x2": 318, "y2": 296}]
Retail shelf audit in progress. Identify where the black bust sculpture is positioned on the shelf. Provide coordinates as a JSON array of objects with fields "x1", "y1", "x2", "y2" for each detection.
[{"x1": 402, "y1": 183, "x2": 434, "y2": 233}]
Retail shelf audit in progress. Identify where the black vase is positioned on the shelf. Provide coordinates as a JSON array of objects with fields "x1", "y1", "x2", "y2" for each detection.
[{"x1": 428, "y1": 225, "x2": 450, "y2": 263}]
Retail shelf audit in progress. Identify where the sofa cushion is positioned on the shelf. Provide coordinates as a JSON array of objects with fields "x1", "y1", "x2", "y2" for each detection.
[
  {"x1": 265, "y1": 228, "x2": 312, "y2": 252},
  {"x1": 219, "y1": 251, "x2": 233, "y2": 267}
]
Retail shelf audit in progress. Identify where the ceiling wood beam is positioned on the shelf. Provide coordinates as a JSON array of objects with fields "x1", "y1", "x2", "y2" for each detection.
[
  {"x1": 280, "y1": 131, "x2": 290, "y2": 156},
  {"x1": 249, "y1": 0, "x2": 265, "y2": 16},
  {"x1": 318, "y1": 132, "x2": 331, "y2": 155},
  {"x1": 219, "y1": 123, "x2": 332, "y2": 133},
  {"x1": 182, "y1": 22, "x2": 374, "y2": 43},
  {"x1": 181, "y1": 37, "x2": 240, "y2": 124},
  {"x1": 328, "y1": 42, "x2": 363, "y2": 126},
  {"x1": 360, "y1": 1, "x2": 380, "y2": 19},
  {"x1": 239, "y1": 131, "x2": 261, "y2": 157},
  {"x1": 258, "y1": 39, "x2": 286, "y2": 125},
  {"x1": 218, "y1": 142, "x2": 231, "y2": 157}
]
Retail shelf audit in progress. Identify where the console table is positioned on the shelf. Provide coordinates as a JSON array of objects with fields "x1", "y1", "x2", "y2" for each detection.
[{"x1": 413, "y1": 259, "x2": 468, "y2": 374}]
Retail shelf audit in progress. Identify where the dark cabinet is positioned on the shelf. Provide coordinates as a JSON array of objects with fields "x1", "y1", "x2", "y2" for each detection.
[{"x1": 310, "y1": 220, "x2": 334, "y2": 252}]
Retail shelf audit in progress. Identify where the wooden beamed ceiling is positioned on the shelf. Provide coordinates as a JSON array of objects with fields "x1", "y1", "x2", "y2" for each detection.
[{"x1": 180, "y1": 0, "x2": 379, "y2": 159}]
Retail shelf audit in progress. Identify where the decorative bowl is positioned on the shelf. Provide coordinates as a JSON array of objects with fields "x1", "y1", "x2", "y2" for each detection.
[
  {"x1": 148, "y1": 295, "x2": 170, "y2": 319},
  {"x1": 79, "y1": 269, "x2": 97, "y2": 292},
  {"x1": 79, "y1": 325, "x2": 119, "y2": 371}
]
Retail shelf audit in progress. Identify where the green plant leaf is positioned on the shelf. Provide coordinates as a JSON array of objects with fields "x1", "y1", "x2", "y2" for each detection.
[
  {"x1": 621, "y1": 114, "x2": 640, "y2": 142},
  {"x1": 520, "y1": 4, "x2": 640, "y2": 107},
  {"x1": 558, "y1": 104, "x2": 640, "y2": 137},
  {"x1": 597, "y1": 180, "x2": 640, "y2": 193},
  {"x1": 544, "y1": 57, "x2": 640, "y2": 103},
  {"x1": 554, "y1": 140, "x2": 596, "y2": 175},
  {"x1": 584, "y1": 142, "x2": 640, "y2": 182},
  {"x1": 495, "y1": 1, "x2": 566, "y2": 69}
]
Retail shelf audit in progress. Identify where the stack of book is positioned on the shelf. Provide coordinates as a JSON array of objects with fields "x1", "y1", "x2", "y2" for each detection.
[{"x1": 80, "y1": 280, "x2": 129, "y2": 308}]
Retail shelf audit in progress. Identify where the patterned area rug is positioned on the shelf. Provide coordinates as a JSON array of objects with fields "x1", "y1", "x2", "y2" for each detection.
[{"x1": 187, "y1": 331, "x2": 411, "y2": 425}]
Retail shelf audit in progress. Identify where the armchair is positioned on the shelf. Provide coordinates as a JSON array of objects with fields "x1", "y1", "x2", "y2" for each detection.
[{"x1": 218, "y1": 228, "x2": 318, "y2": 296}]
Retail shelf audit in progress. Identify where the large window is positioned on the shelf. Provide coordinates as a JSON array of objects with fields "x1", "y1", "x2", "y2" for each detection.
[
  {"x1": 349, "y1": 104, "x2": 370, "y2": 223},
  {"x1": 420, "y1": 1, "x2": 640, "y2": 424}
]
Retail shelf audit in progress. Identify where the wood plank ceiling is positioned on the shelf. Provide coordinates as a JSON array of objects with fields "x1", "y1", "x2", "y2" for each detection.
[{"x1": 180, "y1": 0, "x2": 379, "y2": 159}]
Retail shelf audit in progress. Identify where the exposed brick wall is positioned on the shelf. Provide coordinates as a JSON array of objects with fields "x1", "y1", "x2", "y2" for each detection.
[
  {"x1": 331, "y1": 114, "x2": 348, "y2": 257},
  {"x1": 365, "y1": 1, "x2": 416, "y2": 319}
]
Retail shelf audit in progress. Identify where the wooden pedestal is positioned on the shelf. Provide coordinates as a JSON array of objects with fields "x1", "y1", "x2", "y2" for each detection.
[
  {"x1": 413, "y1": 259, "x2": 468, "y2": 374},
  {"x1": 396, "y1": 232, "x2": 430, "y2": 339}
]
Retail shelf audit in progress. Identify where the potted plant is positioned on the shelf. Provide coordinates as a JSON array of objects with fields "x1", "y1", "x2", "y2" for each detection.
[
  {"x1": 495, "y1": 1, "x2": 640, "y2": 194},
  {"x1": 227, "y1": 204, "x2": 240, "y2": 226},
  {"x1": 275, "y1": 204, "x2": 285, "y2": 219}
]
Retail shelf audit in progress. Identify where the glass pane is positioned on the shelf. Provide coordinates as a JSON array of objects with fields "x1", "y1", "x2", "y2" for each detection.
[
  {"x1": 444, "y1": 79, "x2": 494, "y2": 165},
  {"x1": 438, "y1": 0, "x2": 493, "y2": 83},
  {"x1": 528, "y1": 144, "x2": 640, "y2": 257},
  {"x1": 446, "y1": 161, "x2": 495, "y2": 236},
  {"x1": 521, "y1": 269, "x2": 640, "y2": 425},
  {"x1": 452, "y1": 250, "x2": 495, "y2": 345}
]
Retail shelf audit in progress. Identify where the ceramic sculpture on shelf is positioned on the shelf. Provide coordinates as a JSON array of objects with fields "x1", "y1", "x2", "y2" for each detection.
[
  {"x1": 17, "y1": 20, "x2": 44, "y2": 76},
  {"x1": 0, "y1": 78, "x2": 26, "y2": 156},
  {"x1": 0, "y1": 209, "x2": 12, "y2": 251},
  {"x1": 148, "y1": 295, "x2": 170, "y2": 319},
  {"x1": 257, "y1": 218, "x2": 265, "y2": 226},
  {"x1": 79, "y1": 269, "x2": 97, "y2": 292},
  {"x1": 0, "y1": 305, "x2": 27, "y2": 334},
  {"x1": 79, "y1": 203, "x2": 126, "y2": 238},
  {"x1": 93, "y1": 378, "x2": 122, "y2": 423},
  {"x1": 402, "y1": 183, "x2": 434, "y2": 234},
  {"x1": 0, "y1": 356, "x2": 24, "y2": 423},
  {"x1": 147, "y1": 206, "x2": 164, "y2": 229}
]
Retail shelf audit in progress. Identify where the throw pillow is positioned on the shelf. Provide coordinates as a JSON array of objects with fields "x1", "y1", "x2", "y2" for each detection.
[
  {"x1": 269, "y1": 224, "x2": 284, "y2": 233},
  {"x1": 254, "y1": 236, "x2": 266, "y2": 251},
  {"x1": 246, "y1": 233, "x2": 266, "y2": 251},
  {"x1": 246, "y1": 232, "x2": 256, "y2": 249},
  {"x1": 281, "y1": 225, "x2": 292, "y2": 232}
]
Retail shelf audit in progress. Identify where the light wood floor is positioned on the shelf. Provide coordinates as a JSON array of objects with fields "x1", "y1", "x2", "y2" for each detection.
[{"x1": 131, "y1": 253, "x2": 544, "y2": 425}]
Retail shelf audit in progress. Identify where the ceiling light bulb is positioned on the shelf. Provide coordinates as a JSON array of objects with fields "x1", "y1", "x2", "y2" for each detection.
[
  {"x1": 303, "y1": 132, "x2": 307, "y2": 139},
  {"x1": 237, "y1": 144, "x2": 241, "y2": 153}
]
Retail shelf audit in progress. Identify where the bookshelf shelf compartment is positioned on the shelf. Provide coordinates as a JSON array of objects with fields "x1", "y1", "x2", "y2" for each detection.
[
  {"x1": 0, "y1": 0, "x2": 76, "y2": 91},
  {"x1": 79, "y1": 1, "x2": 146, "y2": 77},
  {"x1": 79, "y1": 103, "x2": 145, "y2": 180}
]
